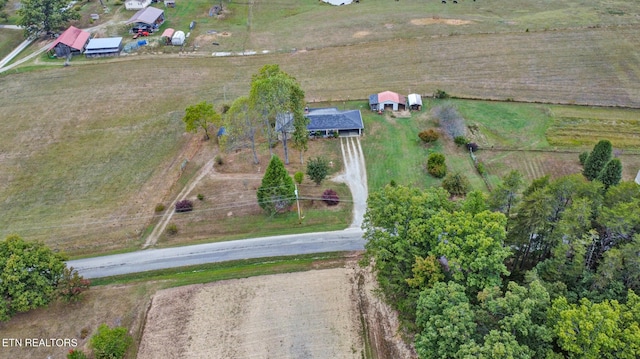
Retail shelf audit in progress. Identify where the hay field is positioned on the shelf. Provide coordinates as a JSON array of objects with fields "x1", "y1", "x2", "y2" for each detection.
[{"x1": 1, "y1": 0, "x2": 640, "y2": 254}]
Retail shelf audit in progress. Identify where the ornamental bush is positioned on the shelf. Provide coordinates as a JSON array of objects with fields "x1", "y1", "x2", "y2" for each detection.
[
  {"x1": 322, "y1": 189, "x2": 340, "y2": 206},
  {"x1": 175, "y1": 199, "x2": 193, "y2": 213},
  {"x1": 419, "y1": 129, "x2": 439, "y2": 143},
  {"x1": 427, "y1": 153, "x2": 447, "y2": 178},
  {"x1": 89, "y1": 324, "x2": 132, "y2": 359}
]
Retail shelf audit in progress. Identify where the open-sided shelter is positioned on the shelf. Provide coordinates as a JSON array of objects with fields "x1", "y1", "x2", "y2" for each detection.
[
  {"x1": 305, "y1": 108, "x2": 364, "y2": 137},
  {"x1": 408, "y1": 93, "x2": 423, "y2": 111},
  {"x1": 369, "y1": 91, "x2": 406, "y2": 111},
  {"x1": 126, "y1": 7, "x2": 165, "y2": 33},
  {"x1": 84, "y1": 37, "x2": 123, "y2": 58},
  {"x1": 48, "y1": 26, "x2": 91, "y2": 58}
]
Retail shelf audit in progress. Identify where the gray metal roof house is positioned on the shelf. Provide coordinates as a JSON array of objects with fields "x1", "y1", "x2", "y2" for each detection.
[{"x1": 306, "y1": 108, "x2": 364, "y2": 137}]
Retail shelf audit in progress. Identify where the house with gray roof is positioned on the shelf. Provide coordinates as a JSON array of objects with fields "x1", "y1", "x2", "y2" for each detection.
[
  {"x1": 126, "y1": 7, "x2": 165, "y2": 33},
  {"x1": 305, "y1": 108, "x2": 364, "y2": 137}
]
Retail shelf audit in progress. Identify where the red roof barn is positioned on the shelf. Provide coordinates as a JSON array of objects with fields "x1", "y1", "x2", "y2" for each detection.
[
  {"x1": 369, "y1": 91, "x2": 407, "y2": 111},
  {"x1": 49, "y1": 26, "x2": 91, "y2": 58}
]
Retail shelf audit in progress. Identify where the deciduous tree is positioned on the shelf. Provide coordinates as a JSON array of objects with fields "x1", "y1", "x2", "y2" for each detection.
[
  {"x1": 17, "y1": 0, "x2": 79, "y2": 38},
  {"x1": 306, "y1": 157, "x2": 329, "y2": 185},
  {"x1": 182, "y1": 101, "x2": 221, "y2": 140},
  {"x1": 0, "y1": 235, "x2": 66, "y2": 321},
  {"x1": 224, "y1": 96, "x2": 261, "y2": 164}
]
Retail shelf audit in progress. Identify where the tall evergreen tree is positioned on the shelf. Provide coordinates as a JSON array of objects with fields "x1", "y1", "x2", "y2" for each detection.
[
  {"x1": 256, "y1": 156, "x2": 295, "y2": 215},
  {"x1": 583, "y1": 140, "x2": 612, "y2": 181},
  {"x1": 598, "y1": 158, "x2": 622, "y2": 189}
]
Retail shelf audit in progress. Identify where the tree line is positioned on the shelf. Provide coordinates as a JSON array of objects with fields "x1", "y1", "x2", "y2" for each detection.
[{"x1": 363, "y1": 165, "x2": 640, "y2": 357}]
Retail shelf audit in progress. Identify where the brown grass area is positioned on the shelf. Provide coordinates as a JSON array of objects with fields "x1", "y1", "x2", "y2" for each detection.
[
  {"x1": 410, "y1": 18, "x2": 473, "y2": 26},
  {"x1": 0, "y1": 283, "x2": 155, "y2": 359}
]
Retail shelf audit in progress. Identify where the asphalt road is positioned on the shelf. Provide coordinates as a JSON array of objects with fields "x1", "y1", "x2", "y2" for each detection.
[{"x1": 67, "y1": 229, "x2": 366, "y2": 278}]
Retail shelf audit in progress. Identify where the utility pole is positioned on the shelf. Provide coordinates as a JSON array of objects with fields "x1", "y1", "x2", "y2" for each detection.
[{"x1": 294, "y1": 184, "x2": 302, "y2": 223}]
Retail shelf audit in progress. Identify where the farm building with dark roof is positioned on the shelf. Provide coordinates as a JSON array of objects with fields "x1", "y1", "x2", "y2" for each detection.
[{"x1": 126, "y1": 7, "x2": 165, "y2": 33}]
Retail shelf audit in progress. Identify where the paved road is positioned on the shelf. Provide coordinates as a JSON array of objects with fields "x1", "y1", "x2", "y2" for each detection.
[{"x1": 67, "y1": 229, "x2": 366, "y2": 278}]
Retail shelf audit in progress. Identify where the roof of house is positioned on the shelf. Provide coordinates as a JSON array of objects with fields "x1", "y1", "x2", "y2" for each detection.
[
  {"x1": 161, "y1": 28, "x2": 175, "y2": 38},
  {"x1": 306, "y1": 108, "x2": 364, "y2": 131},
  {"x1": 49, "y1": 26, "x2": 91, "y2": 51},
  {"x1": 408, "y1": 93, "x2": 422, "y2": 106},
  {"x1": 85, "y1": 37, "x2": 123, "y2": 52},
  {"x1": 126, "y1": 7, "x2": 164, "y2": 24}
]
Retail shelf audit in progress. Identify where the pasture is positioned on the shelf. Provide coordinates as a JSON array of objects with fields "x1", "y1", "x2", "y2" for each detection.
[{"x1": 1, "y1": 0, "x2": 640, "y2": 255}]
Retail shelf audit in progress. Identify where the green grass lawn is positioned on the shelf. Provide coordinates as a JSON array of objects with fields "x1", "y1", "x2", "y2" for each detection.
[{"x1": 0, "y1": 29, "x2": 24, "y2": 62}]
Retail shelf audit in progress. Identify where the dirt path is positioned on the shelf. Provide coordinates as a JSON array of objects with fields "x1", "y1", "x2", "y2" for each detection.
[{"x1": 335, "y1": 136, "x2": 368, "y2": 229}]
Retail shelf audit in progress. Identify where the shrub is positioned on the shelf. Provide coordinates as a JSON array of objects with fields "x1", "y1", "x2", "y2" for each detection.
[
  {"x1": 419, "y1": 129, "x2": 439, "y2": 143},
  {"x1": 428, "y1": 164, "x2": 447, "y2": 178},
  {"x1": 442, "y1": 172, "x2": 471, "y2": 196},
  {"x1": 80, "y1": 327, "x2": 90, "y2": 339},
  {"x1": 197, "y1": 193, "x2": 204, "y2": 201},
  {"x1": 57, "y1": 267, "x2": 90, "y2": 302},
  {"x1": 67, "y1": 349, "x2": 88, "y2": 359},
  {"x1": 166, "y1": 223, "x2": 178, "y2": 235},
  {"x1": 579, "y1": 151, "x2": 589, "y2": 165},
  {"x1": 476, "y1": 162, "x2": 486, "y2": 176},
  {"x1": 307, "y1": 157, "x2": 330, "y2": 185},
  {"x1": 89, "y1": 324, "x2": 133, "y2": 359},
  {"x1": 294, "y1": 171, "x2": 304, "y2": 185},
  {"x1": 434, "y1": 89, "x2": 449, "y2": 99},
  {"x1": 466, "y1": 142, "x2": 478, "y2": 152},
  {"x1": 433, "y1": 104, "x2": 465, "y2": 138},
  {"x1": 454, "y1": 136, "x2": 468, "y2": 146},
  {"x1": 427, "y1": 153, "x2": 447, "y2": 178},
  {"x1": 175, "y1": 199, "x2": 193, "y2": 213},
  {"x1": 154, "y1": 203, "x2": 165, "y2": 212},
  {"x1": 215, "y1": 155, "x2": 224, "y2": 165},
  {"x1": 322, "y1": 189, "x2": 340, "y2": 206}
]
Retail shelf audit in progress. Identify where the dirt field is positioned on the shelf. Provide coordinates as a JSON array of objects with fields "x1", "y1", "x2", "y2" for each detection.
[
  {"x1": 137, "y1": 261, "x2": 416, "y2": 359},
  {"x1": 138, "y1": 268, "x2": 365, "y2": 358}
]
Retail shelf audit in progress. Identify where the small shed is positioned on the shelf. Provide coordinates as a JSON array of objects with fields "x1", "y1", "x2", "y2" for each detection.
[
  {"x1": 408, "y1": 93, "x2": 423, "y2": 111},
  {"x1": 125, "y1": 0, "x2": 151, "y2": 10},
  {"x1": 369, "y1": 91, "x2": 406, "y2": 112},
  {"x1": 48, "y1": 26, "x2": 91, "y2": 58},
  {"x1": 126, "y1": 7, "x2": 165, "y2": 33},
  {"x1": 306, "y1": 108, "x2": 364, "y2": 137},
  {"x1": 171, "y1": 31, "x2": 185, "y2": 46},
  {"x1": 84, "y1": 37, "x2": 123, "y2": 58},
  {"x1": 161, "y1": 28, "x2": 175, "y2": 44},
  {"x1": 635, "y1": 170, "x2": 640, "y2": 185}
]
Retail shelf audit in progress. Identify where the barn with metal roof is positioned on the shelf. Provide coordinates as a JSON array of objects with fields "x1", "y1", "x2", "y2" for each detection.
[
  {"x1": 49, "y1": 26, "x2": 91, "y2": 58},
  {"x1": 369, "y1": 91, "x2": 406, "y2": 111}
]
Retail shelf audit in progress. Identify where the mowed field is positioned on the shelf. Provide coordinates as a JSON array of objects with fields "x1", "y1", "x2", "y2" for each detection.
[{"x1": 1, "y1": 0, "x2": 640, "y2": 255}]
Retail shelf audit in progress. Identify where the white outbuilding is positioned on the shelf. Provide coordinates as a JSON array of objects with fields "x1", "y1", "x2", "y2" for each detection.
[
  {"x1": 408, "y1": 93, "x2": 423, "y2": 111},
  {"x1": 172, "y1": 31, "x2": 185, "y2": 46},
  {"x1": 635, "y1": 169, "x2": 640, "y2": 185}
]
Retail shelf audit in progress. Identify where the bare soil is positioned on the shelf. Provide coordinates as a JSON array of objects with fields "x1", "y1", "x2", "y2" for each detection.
[{"x1": 137, "y1": 263, "x2": 415, "y2": 359}]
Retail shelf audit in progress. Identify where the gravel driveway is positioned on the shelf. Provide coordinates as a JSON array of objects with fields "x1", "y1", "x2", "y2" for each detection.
[{"x1": 335, "y1": 136, "x2": 368, "y2": 229}]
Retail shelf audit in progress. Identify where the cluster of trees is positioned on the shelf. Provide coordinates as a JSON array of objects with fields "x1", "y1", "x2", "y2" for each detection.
[
  {"x1": 0, "y1": 235, "x2": 89, "y2": 321},
  {"x1": 363, "y1": 171, "x2": 640, "y2": 358},
  {"x1": 581, "y1": 140, "x2": 622, "y2": 189},
  {"x1": 224, "y1": 64, "x2": 309, "y2": 165},
  {"x1": 17, "y1": 0, "x2": 79, "y2": 37}
]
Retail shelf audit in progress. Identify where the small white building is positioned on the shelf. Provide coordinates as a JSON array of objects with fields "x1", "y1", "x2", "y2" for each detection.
[
  {"x1": 408, "y1": 93, "x2": 423, "y2": 111},
  {"x1": 635, "y1": 169, "x2": 640, "y2": 185},
  {"x1": 172, "y1": 31, "x2": 185, "y2": 46},
  {"x1": 125, "y1": 0, "x2": 151, "y2": 10}
]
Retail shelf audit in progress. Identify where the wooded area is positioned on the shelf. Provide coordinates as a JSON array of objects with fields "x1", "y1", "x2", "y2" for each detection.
[{"x1": 363, "y1": 172, "x2": 640, "y2": 358}]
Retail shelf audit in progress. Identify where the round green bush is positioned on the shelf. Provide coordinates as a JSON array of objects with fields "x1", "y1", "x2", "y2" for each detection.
[{"x1": 419, "y1": 129, "x2": 439, "y2": 143}]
